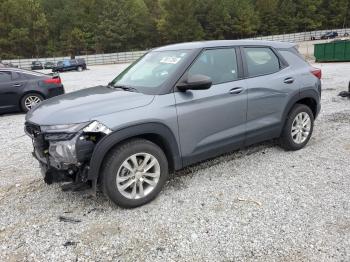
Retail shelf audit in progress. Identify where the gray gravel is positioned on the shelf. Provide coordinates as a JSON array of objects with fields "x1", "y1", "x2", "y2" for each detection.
[{"x1": 1, "y1": 63, "x2": 350, "y2": 261}]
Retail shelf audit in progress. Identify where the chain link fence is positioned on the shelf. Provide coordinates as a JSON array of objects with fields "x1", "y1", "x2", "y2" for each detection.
[
  {"x1": 3, "y1": 50, "x2": 147, "y2": 70},
  {"x1": 250, "y1": 28, "x2": 349, "y2": 42},
  {"x1": 3, "y1": 28, "x2": 349, "y2": 69}
]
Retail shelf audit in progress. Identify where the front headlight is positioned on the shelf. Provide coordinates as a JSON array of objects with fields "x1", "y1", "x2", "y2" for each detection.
[
  {"x1": 43, "y1": 121, "x2": 112, "y2": 165},
  {"x1": 49, "y1": 138, "x2": 77, "y2": 164},
  {"x1": 41, "y1": 122, "x2": 90, "y2": 133},
  {"x1": 42, "y1": 121, "x2": 112, "y2": 135}
]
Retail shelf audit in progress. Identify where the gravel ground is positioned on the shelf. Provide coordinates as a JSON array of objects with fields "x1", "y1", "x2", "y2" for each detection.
[{"x1": 0, "y1": 63, "x2": 350, "y2": 261}]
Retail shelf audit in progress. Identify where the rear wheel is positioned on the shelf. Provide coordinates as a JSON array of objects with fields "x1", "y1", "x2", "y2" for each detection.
[
  {"x1": 101, "y1": 139, "x2": 169, "y2": 208},
  {"x1": 21, "y1": 93, "x2": 44, "y2": 112},
  {"x1": 77, "y1": 66, "x2": 83, "y2": 72},
  {"x1": 279, "y1": 104, "x2": 314, "y2": 151}
]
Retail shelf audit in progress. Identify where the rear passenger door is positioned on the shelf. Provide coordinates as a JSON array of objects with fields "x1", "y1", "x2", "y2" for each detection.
[
  {"x1": 174, "y1": 47, "x2": 248, "y2": 165},
  {"x1": 242, "y1": 46, "x2": 300, "y2": 144},
  {"x1": 0, "y1": 71, "x2": 20, "y2": 111}
]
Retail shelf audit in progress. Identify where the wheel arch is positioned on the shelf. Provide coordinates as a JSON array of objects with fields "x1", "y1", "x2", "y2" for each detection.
[
  {"x1": 87, "y1": 122, "x2": 182, "y2": 181},
  {"x1": 295, "y1": 97, "x2": 318, "y2": 118},
  {"x1": 280, "y1": 89, "x2": 320, "y2": 135}
]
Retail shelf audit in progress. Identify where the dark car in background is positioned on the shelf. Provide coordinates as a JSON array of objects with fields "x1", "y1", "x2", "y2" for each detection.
[
  {"x1": 44, "y1": 61, "x2": 56, "y2": 69},
  {"x1": 0, "y1": 68, "x2": 64, "y2": 114},
  {"x1": 321, "y1": 31, "x2": 338, "y2": 39},
  {"x1": 52, "y1": 58, "x2": 87, "y2": 72},
  {"x1": 31, "y1": 61, "x2": 44, "y2": 70}
]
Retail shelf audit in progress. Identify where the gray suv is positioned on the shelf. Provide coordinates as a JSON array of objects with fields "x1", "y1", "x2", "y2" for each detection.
[{"x1": 25, "y1": 40, "x2": 321, "y2": 208}]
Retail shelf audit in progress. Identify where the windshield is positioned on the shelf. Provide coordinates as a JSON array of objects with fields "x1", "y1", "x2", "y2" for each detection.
[{"x1": 110, "y1": 50, "x2": 193, "y2": 94}]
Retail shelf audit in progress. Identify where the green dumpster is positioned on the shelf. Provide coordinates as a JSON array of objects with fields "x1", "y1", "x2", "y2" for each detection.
[{"x1": 314, "y1": 40, "x2": 350, "y2": 62}]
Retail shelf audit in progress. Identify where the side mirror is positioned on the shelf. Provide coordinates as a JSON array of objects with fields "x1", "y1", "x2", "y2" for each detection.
[{"x1": 177, "y1": 74, "x2": 212, "y2": 91}]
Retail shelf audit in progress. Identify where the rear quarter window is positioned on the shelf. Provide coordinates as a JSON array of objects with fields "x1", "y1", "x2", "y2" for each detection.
[
  {"x1": 278, "y1": 49, "x2": 310, "y2": 68},
  {"x1": 243, "y1": 47, "x2": 280, "y2": 77}
]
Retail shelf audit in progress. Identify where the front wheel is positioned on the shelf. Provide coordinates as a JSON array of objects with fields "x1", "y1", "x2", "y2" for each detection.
[
  {"x1": 101, "y1": 139, "x2": 169, "y2": 208},
  {"x1": 77, "y1": 66, "x2": 83, "y2": 72},
  {"x1": 279, "y1": 104, "x2": 314, "y2": 151}
]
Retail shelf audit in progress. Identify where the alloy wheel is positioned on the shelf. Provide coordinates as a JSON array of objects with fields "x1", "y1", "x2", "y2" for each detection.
[
  {"x1": 116, "y1": 153, "x2": 161, "y2": 200},
  {"x1": 291, "y1": 112, "x2": 311, "y2": 144},
  {"x1": 24, "y1": 95, "x2": 42, "y2": 110}
]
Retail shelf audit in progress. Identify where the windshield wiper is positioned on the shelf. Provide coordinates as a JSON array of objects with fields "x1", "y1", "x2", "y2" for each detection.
[{"x1": 110, "y1": 83, "x2": 139, "y2": 92}]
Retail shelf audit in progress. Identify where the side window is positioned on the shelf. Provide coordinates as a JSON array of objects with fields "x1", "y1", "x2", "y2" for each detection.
[
  {"x1": 188, "y1": 48, "x2": 238, "y2": 85},
  {"x1": 70, "y1": 60, "x2": 77, "y2": 65},
  {"x1": 0, "y1": 71, "x2": 11, "y2": 82},
  {"x1": 243, "y1": 47, "x2": 280, "y2": 77},
  {"x1": 12, "y1": 71, "x2": 21, "y2": 80}
]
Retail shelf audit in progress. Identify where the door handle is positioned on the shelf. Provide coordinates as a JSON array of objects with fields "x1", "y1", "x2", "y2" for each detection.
[
  {"x1": 230, "y1": 87, "x2": 243, "y2": 95},
  {"x1": 284, "y1": 77, "x2": 294, "y2": 84},
  {"x1": 13, "y1": 83, "x2": 22, "y2": 87}
]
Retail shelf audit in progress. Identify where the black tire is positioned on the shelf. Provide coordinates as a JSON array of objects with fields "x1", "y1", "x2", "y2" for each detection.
[
  {"x1": 101, "y1": 139, "x2": 169, "y2": 208},
  {"x1": 279, "y1": 104, "x2": 314, "y2": 151},
  {"x1": 77, "y1": 66, "x2": 83, "y2": 72},
  {"x1": 20, "y1": 93, "x2": 44, "y2": 113}
]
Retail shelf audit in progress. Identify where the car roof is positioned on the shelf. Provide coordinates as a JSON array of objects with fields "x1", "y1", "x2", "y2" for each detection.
[
  {"x1": 0, "y1": 67, "x2": 47, "y2": 77},
  {"x1": 152, "y1": 40, "x2": 296, "y2": 51}
]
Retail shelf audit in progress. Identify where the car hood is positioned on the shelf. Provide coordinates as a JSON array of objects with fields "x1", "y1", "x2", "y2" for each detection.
[{"x1": 26, "y1": 86, "x2": 154, "y2": 125}]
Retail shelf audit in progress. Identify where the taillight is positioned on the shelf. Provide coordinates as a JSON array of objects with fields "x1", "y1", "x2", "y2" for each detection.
[
  {"x1": 44, "y1": 77, "x2": 61, "y2": 84},
  {"x1": 311, "y1": 68, "x2": 322, "y2": 79}
]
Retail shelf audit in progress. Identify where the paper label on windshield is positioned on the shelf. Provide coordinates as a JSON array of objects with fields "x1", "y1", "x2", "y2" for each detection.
[{"x1": 160, "y1": 56, "x2": 181, "y2": 64}]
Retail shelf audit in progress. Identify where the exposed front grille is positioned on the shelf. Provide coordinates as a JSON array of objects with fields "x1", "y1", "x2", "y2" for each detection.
[
  {"x1": 25, "y1": 122, "x2": 41, "y2": 137},
  {"x1": 25, "y1": 122, "x2": 49, "y2": 160}
]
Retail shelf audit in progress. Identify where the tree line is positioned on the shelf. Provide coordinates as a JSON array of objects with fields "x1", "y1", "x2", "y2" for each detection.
[{"x1": 0, "y1": 0, "x2": 349, "y2": 59}]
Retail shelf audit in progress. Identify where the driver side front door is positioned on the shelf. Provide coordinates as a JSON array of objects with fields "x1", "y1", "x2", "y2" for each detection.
[{"x1": 174, "y1": 47, "x2": 248, "y2": 166}]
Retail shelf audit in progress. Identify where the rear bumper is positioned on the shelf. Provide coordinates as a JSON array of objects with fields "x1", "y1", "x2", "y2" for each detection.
[
  {"x1": 315, "y1": 103, "x2": 321, "y2": 118},
  {"x1": 46, "y1": 85, "x2": 65, "y2": 98},
  {"x1": 316, "y1": 80, "x2": 321, "y2": 118}
]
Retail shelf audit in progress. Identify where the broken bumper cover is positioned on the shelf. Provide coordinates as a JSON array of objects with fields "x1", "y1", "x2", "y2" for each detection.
[
  {"x1": 25, "y1": 121, "x2": 112, "y2": 184},
  {"x1": 30, "y1": 134, "x2": 89, "y2": 184}
]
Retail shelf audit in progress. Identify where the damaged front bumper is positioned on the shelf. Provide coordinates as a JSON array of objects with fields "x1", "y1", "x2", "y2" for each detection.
[{"x1": 25, "y1": 121, "x2": 111, "y2": 185}]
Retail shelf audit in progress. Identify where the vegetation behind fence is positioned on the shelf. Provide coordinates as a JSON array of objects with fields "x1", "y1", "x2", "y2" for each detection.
[
  {"x1": 0, "y1": 0, "x2": 349, "y2": 60},
  {"x1": 3, "y1": 28, "x2": 349, "y2": 69}
]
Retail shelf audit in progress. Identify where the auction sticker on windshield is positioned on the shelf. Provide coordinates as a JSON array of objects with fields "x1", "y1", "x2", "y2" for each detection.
[{"x1": 160, "y1": 56, "x2": 181, "y2": 64}]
